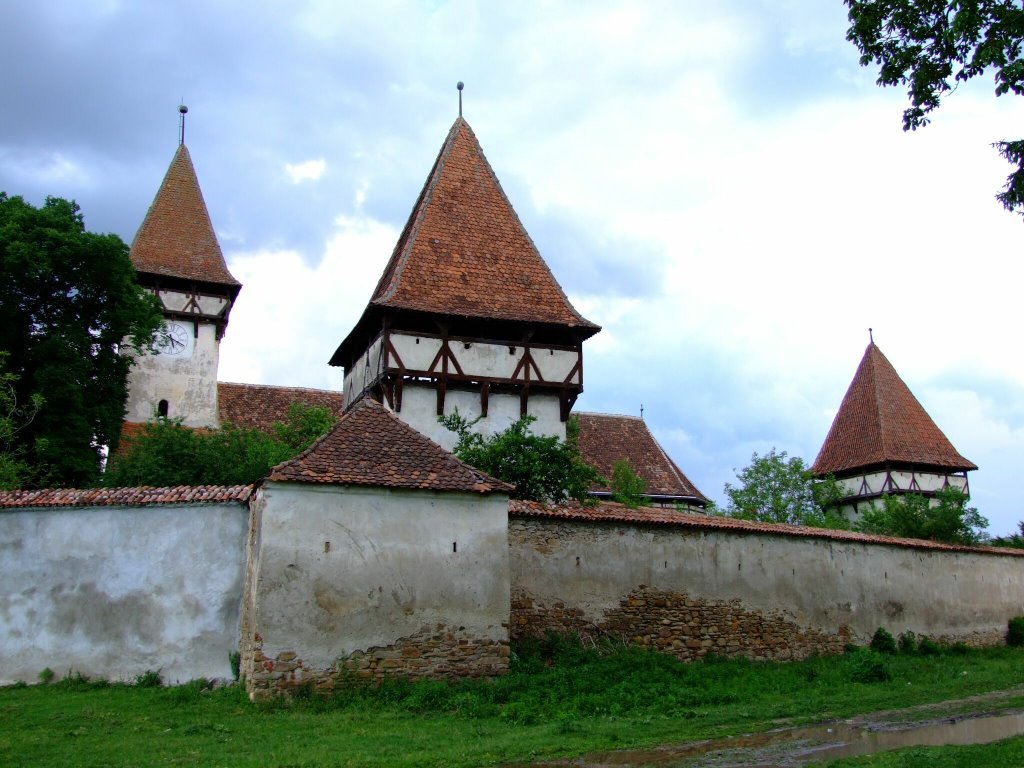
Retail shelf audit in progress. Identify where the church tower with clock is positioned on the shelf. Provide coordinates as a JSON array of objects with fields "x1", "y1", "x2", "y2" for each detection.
[{"x1": 123, "y1": 112, "x2": 241, "y2": 429}]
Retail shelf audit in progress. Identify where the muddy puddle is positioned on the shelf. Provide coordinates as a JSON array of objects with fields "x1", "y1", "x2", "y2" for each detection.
[{"x1": 523, "y1": 702, "x2": 1024, "y2": 767}]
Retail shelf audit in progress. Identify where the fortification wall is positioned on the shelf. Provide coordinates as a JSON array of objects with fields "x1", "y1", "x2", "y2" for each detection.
[
  {"x1": 241, "y1": 482, "x2": 510, "y2": 698},
  {"x1": 509, "y1": 515, "x2": 1024, "y2": 660},
  {"x1": 0, "y1": 496, "x2": 248, "y2": 684}
]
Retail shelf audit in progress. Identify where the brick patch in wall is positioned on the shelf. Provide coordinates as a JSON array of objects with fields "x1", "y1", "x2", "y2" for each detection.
[
  {"x1": 512, "y1": 587, "x2": 851, "y2": 662},
  {"x1": 244, "y1": 624, "x2": 509, "y2": 699}
]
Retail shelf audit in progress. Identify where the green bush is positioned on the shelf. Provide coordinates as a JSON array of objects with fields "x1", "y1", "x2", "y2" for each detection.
[
  {"x1": 1008, "y1": 617, "x2": 1024, "y2": 647},
  {"x1": 134, "y1": 669, "x2": 162, "y2": 688},
  {"x1": 897, "y1": 631, "x2": 917, "y2": 654},
  {"x1": 918, "y1": 636, "x2": 941, "y2": 656},
  {"x1": 870, "y1": 627, "x2": 897, "y2": 655},
  {"x1": 846, "y1": 650, "x2": 892, "y2": 683}
]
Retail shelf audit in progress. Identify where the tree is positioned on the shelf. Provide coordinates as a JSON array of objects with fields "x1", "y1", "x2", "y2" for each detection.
[
  {"x1": 439, "y1": 411, "x2": 603, "y2": 503},
  {"x1": 0, "y1": 353, "x2": 42, "y2": 490},
  {"x1": 104, "y1": 403, "x2": 336, "y2": 487},
  {"x1": 610, "y1": 458, "x2": 647, "y2": 508},
  {"x1": 722, "y1": 448, "x2": 849, "y2": 528},
  {"x1": 989, "y1": 520, "x2": 1024, "y2": 548},
  {"x1": 855, "y1": 487, "x2": 989, "y2": 544},
  {"x1": 845, "y1": 1, "x2": 1024, "y2": 214},
  {"x1": 0, "y1": 194, "x2": 163, "y2": 487}
]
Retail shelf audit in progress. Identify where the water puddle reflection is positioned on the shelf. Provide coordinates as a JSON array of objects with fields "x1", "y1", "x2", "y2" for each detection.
[{"x1": 525, "y1": 709, "x2": 1024, "y2": 767}]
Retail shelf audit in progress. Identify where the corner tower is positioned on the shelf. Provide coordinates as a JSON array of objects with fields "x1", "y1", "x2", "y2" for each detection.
[
  {"x1": 811, "y1": 340, "x2": 976, "y2": 518},
  {"x1": 331, "y1": 117, "x2": 599, "y2": 448},
  {"x1": 124, "y1": 123, "x2": 241, "y2": 428}
]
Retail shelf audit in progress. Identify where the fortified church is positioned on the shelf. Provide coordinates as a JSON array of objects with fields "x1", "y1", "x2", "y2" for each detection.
[
  {"x1": 2, "y1": 104, "x2": 1009, "y2": 698},
  {"x1": 122, "y1": 108, "x2": 708, "y2": 510}
]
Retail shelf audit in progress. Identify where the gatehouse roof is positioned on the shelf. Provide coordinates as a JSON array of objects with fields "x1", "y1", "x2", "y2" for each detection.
[
  {"x1": 130, "y1": 144, "x2": 240, "y2": 290},
  {"x1": 575, "y1": 412, "x2": 706, "y2": 502},
  {"x1": 812, "y1": 343, "x2": 976, "y2": 476},
  {"x1": 267, "y1": 398, "x2": 513, "y2": 494}
]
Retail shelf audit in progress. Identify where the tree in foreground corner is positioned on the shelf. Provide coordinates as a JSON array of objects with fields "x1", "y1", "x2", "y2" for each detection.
[
  {"x1": 104, "y1": 403, "x2": 336, "y2": 487},
  {"x1": 845, "y1": 0, "x2": 1024, "y2": 215},
  {"x1": 0, "y1": 354, "x2": 42, "y2": 490},
  {"x1": 723, "y1": 448, "x2": 848, "y2": 528},
  {"x1": 0, "y1": 194, "x2": 163, "y2": 487},
  {"x1": 855, "y1": 487, "x2": 989, "y2": 545},
  {"x1": 440, "y1": 411, "x2": 603, "y2": 503}
]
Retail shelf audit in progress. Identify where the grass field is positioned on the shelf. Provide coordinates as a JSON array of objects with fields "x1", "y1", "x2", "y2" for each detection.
[{"x1": 3, "y1": 637, "x2": 1023, "y2": 767}]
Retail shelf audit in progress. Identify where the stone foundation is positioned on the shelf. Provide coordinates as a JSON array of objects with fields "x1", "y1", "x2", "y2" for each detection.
[
  {"x1": 245, "y1": 624, "x2": 509, "y2": 698},
  {"x1": 512, "y1": 587, "x2": 850, "y2": 661}
]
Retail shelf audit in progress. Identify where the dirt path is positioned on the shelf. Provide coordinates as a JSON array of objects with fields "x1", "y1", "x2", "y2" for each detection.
[{"x1": 520, "y1": 688, "x2": 1024, "y2": 768}]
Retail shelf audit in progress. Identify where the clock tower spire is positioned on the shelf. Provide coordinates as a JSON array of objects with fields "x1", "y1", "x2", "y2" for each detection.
[{"x1": 124, "y1": 108, "x2": 241, "y2": 428}]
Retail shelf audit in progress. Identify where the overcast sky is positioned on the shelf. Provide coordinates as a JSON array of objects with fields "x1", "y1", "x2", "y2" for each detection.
[{"x1": 3, "y1": 1, "x2": 1022, "y2": 534}]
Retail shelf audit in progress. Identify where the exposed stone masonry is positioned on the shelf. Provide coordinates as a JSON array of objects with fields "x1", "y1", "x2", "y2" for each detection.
[
  {"x1": 244, "y1": 625, "x2": 509, "y2": 698},
  {"x1": 511, "y1": 588, "x2": 850, "y2": 662}
]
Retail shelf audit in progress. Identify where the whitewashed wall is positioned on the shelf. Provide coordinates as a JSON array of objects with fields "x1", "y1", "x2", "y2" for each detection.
[{"x1": 0, "y1": 502, "x2": 248, "y2": 684}]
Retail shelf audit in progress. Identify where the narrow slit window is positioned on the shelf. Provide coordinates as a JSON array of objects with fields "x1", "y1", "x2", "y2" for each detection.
[{"x1": 157, "y1": 399, "x2": 169, "y2": 417}]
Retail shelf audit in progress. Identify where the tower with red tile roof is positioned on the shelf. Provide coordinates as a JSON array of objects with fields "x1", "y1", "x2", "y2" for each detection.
[
  {"x1": 123, "y1": 131, "x2": 241, "y2": 429},
  {"x1": 811, "y1": 341, "x2": 976, "y2": 518},
  {"x1": 331, "y1": 117, "x2": 600, "y2": 448}
]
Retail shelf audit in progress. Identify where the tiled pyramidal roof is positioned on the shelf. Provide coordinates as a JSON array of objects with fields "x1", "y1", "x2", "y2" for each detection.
[
  {"x1": 0, "y1": 485, "x2": 251, "y2": 509},
  {"x1": 575, "y1": 413, "x2": 706, "y2": 501},
  {"x1": 217, "y1": 382, "x2": 345, "y2": 432},
  {"x1": 812, "y1": 343, "x2": 976, "y2": 475},
  {"x1": 268, "y1": 398, "x2": 513, "y2": 494},
  {"x1": 130, "y1": 144, "x2": 240, "y2": 288},
  {"x1": 366, "y1": 117, "x2": 598, "y2": 332}
]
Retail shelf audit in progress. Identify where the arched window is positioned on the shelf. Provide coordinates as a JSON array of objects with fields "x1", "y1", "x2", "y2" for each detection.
[{"x1": 157, "y1": 399, "x2": 169, "y2": 418}]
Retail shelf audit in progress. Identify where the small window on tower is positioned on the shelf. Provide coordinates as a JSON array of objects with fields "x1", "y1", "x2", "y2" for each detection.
[{"x1": 158, "y1": 400, "x2": 169, "y2": 418}]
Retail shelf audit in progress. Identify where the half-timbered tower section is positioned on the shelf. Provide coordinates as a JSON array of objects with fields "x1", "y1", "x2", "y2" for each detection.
[
  {"x1": 811, "y1": 342, "x2": 976, "y2": 519},
  {"x1": 575, "y1": 413, "x2": 708, "y2": 511},
  {"x1": 330, "y1": 117, "x2": 599, "y2": 448},
  {"x1": 124, "y1": 143, "x2": 241, "y2": 428}
]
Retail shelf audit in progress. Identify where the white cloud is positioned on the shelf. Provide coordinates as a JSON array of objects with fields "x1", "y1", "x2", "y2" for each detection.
[{"x1": 283, "y1": 158, "x2": 327, "y2": 184}]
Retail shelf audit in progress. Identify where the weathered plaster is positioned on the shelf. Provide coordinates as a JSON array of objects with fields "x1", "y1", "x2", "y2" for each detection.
[
  {"x1": 509, "y1": 518, "x2": 1024, "y2": 650},
  {"x1": 0, "y1": 502, "x2": 247, "y2": 684},
  {"x1": 242, "y1": 482, "x2": 510, "y2": 693}
]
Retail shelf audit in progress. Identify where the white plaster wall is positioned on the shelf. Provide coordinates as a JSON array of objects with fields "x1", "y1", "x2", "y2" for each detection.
[
  {"x1": 390, "y1": 333, "x2": 579, "y2": 383},
  {"x1": 0, "y1": 503, "x2": 248, "y2": 684},
  {"x1": 395, "y1": 383, "x2": 565, "y2": 451},
  {"x1": 343, "y1": 334, "x2": 385, "y2": 408},
  {"x1": 124, "y1": 319, "x2": 221, "y2": 427},
  {"x1": 838, "y1": 472, "x2": 969, "y2": 497},
  {"x1": 510, "y1": 519, "x2": 1024, "y2": 644},
  {"x1": 245, "y1": 483, "x2": 509, "y2": 668}
]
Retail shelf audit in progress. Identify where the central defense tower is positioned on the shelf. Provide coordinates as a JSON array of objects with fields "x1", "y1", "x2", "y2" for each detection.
[{"x1": 331, "y1": 117, "x2": 599, "y2": 448}]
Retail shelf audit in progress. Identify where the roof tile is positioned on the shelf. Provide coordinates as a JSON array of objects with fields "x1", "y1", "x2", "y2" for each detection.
[
  {"x1": 510, "y1": 499, "x2": 1020, "y2": 557},
  {"x1": 130, "y1": 144, "x2": 240, "y2": 287},
  {"x1": 0, "y1": 485, "x2": 252, "y2": 509},
  {"x1": 812, "y1": 343, "x2": 976, "y2": 475},
  {"x1": 268, "y1": 398, "x2": 513, "y2": 494},
  {"x1": 365, "y1": 118, "x2": 597, "y2": 331},
  {"x1": 575, "y1": 412, "x2": 706, "y2": 501},
  {"x1": 218, "y1": 382, "x2": 344, "y2": 432}
]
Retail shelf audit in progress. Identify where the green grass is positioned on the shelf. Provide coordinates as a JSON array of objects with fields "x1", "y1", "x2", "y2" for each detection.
[
  {"x1": 3, "y1": 639, "x2": 1024, "y2": 767},
  {"x1": 817, "y1": 735, "x2": 1024, "y2": 767}
]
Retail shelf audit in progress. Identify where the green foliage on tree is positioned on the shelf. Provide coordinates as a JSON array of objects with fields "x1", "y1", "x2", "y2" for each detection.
[
  {"x1": 439, "y1": 411, "x2": 603, "y2": 503},
  {"x1": 104, "y1": 403, "x2": 336, "y2": 487},
  {"x1": 0, "y1": 353, "x2": 43, "y2": 490},
  {"x1": 845, "y1": 0, "x2": 1024, "y2": 214},
  {"x1": 722, "y1": 448, "x2": 849, "y2": 528},
  {"x1": 610, "y1": 458, "x2": 647, "y2": 508},
  {"x1": 0, "y1": 193, "x2": 163, "y2": 488},
  {"x1": 989, "y1": 520, "x2": 1024, "y2": 549},
  {"x1": 854, "y1": 487, "x2": 989, "y2": 544}
]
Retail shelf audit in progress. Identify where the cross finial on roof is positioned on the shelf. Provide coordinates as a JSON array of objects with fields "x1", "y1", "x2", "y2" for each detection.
[
  {"x1": 178, "y1": 104, "x2": 188, "y2": 146},
  {"x1": 640, "y1": 404, "x2": 644, "y2": 420},
  {"x1": 869, "y1": 327, "x2": 874, "y2": 344},
  {"x1": 457, "y1": 81, "x2": 464, "y2": 117}
]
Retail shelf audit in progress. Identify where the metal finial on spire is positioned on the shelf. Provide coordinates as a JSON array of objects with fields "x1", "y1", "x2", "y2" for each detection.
[
  {"x1": 869, "y1": 327, "x2": 874, "y2": 344},
  {"x1": 457, "y1": 81, "x2": 464, "y2": 117},
  {"x1": 640, "y1": 404, "x2": 644, "y2": 420},
  {"x1": 178, "y1": 104, "x2": 188, "y2": 146}
]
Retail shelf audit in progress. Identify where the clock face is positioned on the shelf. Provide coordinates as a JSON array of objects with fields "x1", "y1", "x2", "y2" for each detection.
[{"x1": 158, "y1": 321, "x2": 190, "y2": 356}]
